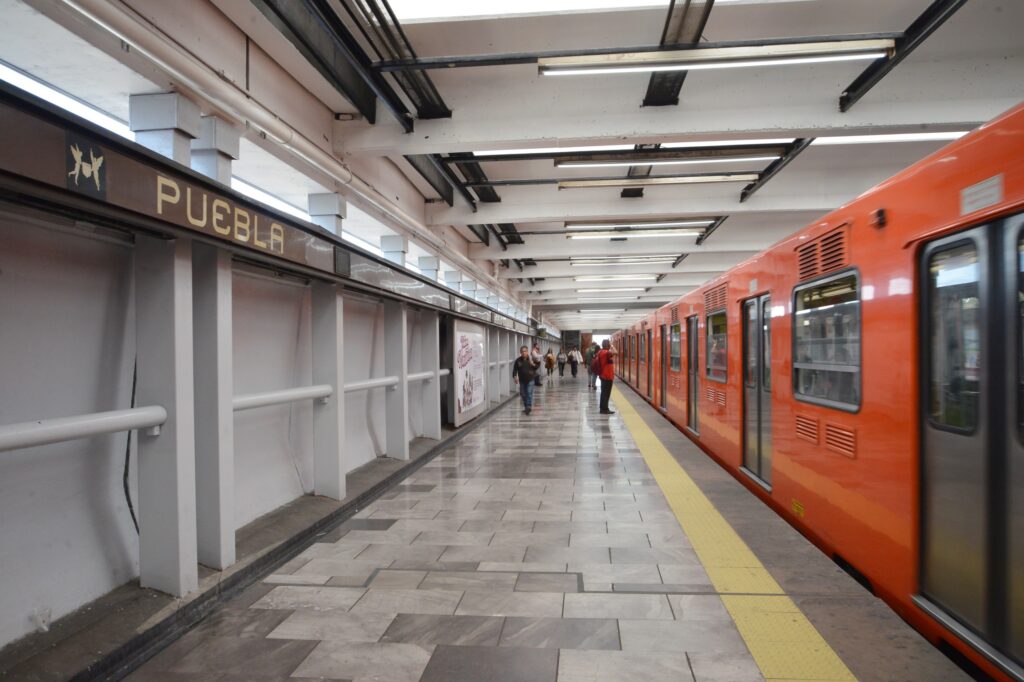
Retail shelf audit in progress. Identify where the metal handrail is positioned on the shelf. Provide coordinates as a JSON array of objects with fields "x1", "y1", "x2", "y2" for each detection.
[
  {"x1": 0, "y1": 406, "x2": 168, "y2": 453},
  {"x1": 344, "y1": 376, "x2": 400, "y2": 393},
  {"x1": 233, "y1": 385, "x2": 333, "y2": 412},
  {"x1": 407, "y1": 371, "x2": 434, "y2": 383},
  {"x1": 439, "y1": 369, "x2": 451, "y2": 377}
]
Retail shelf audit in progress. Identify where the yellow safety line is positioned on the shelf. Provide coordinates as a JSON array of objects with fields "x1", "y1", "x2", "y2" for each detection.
[{"x1": 612, "y1": 387, "x2": 857, "y2": 681}]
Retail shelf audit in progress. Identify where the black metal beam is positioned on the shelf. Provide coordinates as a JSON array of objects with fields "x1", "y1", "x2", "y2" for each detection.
[
  {"x1": 467, "y1": 224, "x2": 490, "y2": 245},
  {"x1": 739, "y1": 138, "x2": 812, "y2": 202},
  {"x1": 487, "y1": 225, "x2": 508, "y2": 251},
  {"x1": 643, "y1": 0, "x2": 714, "y2": 107},
  {"x1": 671, "y1": 253, "x2": 689, "y2": 268},
  {"x1": 695, "y1": 216, "x2": 727, "y2": 246},
  {"x1": 463, "y1": 171, "x2": 763, "y2": 187},
  {"x1": 840, "y1": 0, "x2": 966, "y2": 112},
  {"x1": 403, "y1": 155, "x2": 455, "y2": 205},
  {"x1": 251, "y1": 0, "x2": 383, "y2": 125},
  {"x1": 449, "y1": 153, "x2": 502, "y2": 203},
  {"x1": 446, "y1": 143, "x2": 788, "y2": 164},
  {"x1": 375, "y1": 33, "x2": 900, "y2": 71}
]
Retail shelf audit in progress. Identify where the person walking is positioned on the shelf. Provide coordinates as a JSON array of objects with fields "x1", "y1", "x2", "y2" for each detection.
[
  {"x1": 556, "y1": 349, "x2": 567, "y2": 377},
  {"x1": 596, "y1": 339, "x2": 619, "y2": 415},
  {"x1": 512, "y1": 345, "x2": 540, "y2": 415},
  {"x1": 531, "y1": 344, "x2": 544, "y2": 386},
  {"x1": 584, "y1": 342, "x2": 600, "y2": 390},
  {"x1": 568, "y1": 346, "x2": 582, "y2": 378},
  {"x1": 544, "y1": 349, "x2": 556, "y2": 383}
]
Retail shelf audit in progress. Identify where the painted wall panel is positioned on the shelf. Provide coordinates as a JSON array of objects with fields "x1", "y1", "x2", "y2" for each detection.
[
  {"x1": 0, "y1": 216, "x2": 137, "y2": 648},
  {"x1": 343, "y1": 296, "x2": 386, "y2": 466}
]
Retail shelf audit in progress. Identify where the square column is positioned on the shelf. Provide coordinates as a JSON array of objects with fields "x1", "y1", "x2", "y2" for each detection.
[
  {"x1": 418, "y1": 256, "x2": 440, "y2": 282},
  {"x1": 384, "y1": 300, "x2": 410, "y2": 459},
  {"x1": 381, "y1": 235, "x2": 408, "y2": 267},
  {"x1": 420, "y1": 310, "x2": 443, "y2": 440},
  {"x1": 129, "y1": 92, "x2": 201, "y2": 166},
  {"x1": 500, "y1": 331, "x2": 511, "y2": 395},
  {"x1": 135, "y1": 235, "x2": 198, "y2": 596},
  {"x1": 312, "y1": 282, "x2": 347, "y2": 499},
  {"x1": 191, "y1": 115, "x2": 240, "y2": 185},
  {"x1": 489, "y1": 327, "x2": 500, "y2": 405},
  {"x1": 192, "y1": 243, "x2": 234, "y2": 570},
  {"x1": 309, "y1": 193, "x2": 346, "y2": 234}
]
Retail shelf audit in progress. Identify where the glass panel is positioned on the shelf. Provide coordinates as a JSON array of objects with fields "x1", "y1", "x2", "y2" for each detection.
[
  {"x1": 640, "y1": 333, "x2": 646, "y2": 362},
  {"x1": 706, "y1": 311, "x2": 727, "y2": 382},
  {"x1": 762, "y1": 298, "x2": 771, "y2": 391},
  {"x1": 744, "y1": 302, "x2": 757, "y2": 388},
  {"x1": 927, "y1": 244, "x2": 980, "y2": 429},
  {"x1": 794, "y1": 273, "x2": 860, "y2": 408},
  {"x1": 1019, "y1": 236, "x2": 1024, "y2": 431},
  {"x1": 670, "y1": 323, "x2": 682, "y2": 372}
]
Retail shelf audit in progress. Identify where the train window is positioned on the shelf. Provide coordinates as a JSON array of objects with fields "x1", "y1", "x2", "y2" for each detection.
[
  {"x1": 793, "y1": 272, "x2": 860, "y2": 410},
  {"x1": 928, "y1": 244, "x2": 980, "y2": 430},
  {"x1": 706, "y1": 310, "x2": 727, "y2": 383},
  {"x1": 761, "y1": 298, "x2": 771, "y2": 391},
  {"x1": 670, "y1": 323, "x2": 682, "y2": 372},
  {"x1": 744, "y1": 302, "x2": 757, "y2": 388},
  {"x1": 640, "y1": 333, "x2": 646, "y2": 362},
  {"x1": 1019, "y1": 236, "x2": 1024, "y2": 432}
]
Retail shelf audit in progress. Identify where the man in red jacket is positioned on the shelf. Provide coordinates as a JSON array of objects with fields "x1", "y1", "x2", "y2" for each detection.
[{"x1": 596, "y1": 339, "x2": 618, "y2": 415}]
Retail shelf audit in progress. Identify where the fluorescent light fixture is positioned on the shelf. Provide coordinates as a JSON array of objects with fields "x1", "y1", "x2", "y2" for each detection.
[
  {"x1": 574, "y1": 275, "x2": 658, "y2": 282},
  {"x1": 577, "y1": 287, "x2": 648, "y2": 293},
  {"x1": 566, "y1": 296, "x2": 641, "y2": 302},
  {"x1": 570, "y1": 257, "x2": 678, "y2": 266},
  {"x1": 578, "y1": 308, "x2": 625, "y2": 312},
  {"x1": 568, "y1": 229, "x2": 702, "y2": 239},
  {"x1": 567, "y1": 220, "x2": 714, "y2": 230},
  {"x1": 662, "y1": 138, "x2": 794, "y2": 149},
  {"x1": 559, "y1": 173, "x2": 757, "y2": 189},
  {"x1": 473, "y1": 144, "x2": 632, "y2": 156},
  {"x1": 538, "y1": 39, "x2": 894, "y2": 77},
  {"x1": 812, "y1": 131, "x2": 968, "y2": 145},
  {"x1": 556, "y1": 155, "x2": 779, "y2": 169}
]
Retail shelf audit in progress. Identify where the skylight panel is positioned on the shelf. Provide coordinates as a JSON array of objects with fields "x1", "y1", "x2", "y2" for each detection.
[{"x1": 389, "y1": 0, "x2": 668, "y2": 22}]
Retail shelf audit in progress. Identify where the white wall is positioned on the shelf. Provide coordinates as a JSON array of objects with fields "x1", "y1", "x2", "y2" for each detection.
[
  {"x1": 231, "y1": 270, "x2": 313, "y2": 528},
  {"x1": 343, "y1": 296, "x2": 386, "y2": 466},
  {"x1": 0, "y1": 214, "x2": 138, "y2": 648}
]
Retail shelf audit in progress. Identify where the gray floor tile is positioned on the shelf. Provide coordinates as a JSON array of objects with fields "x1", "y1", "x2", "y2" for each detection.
[
  {"x1": 251, "y1": 586, "x2": 366, "y2": 612},
  {"x1": 418, "y1": 645, "x2": 558, "y2": 682},
  {"x1": 380, "y1": 614, "x2": 504, "y2": 647},
  {"x1": 557, "y1": 649, "x2": 695, "y2": 682},
  {"x1": 267, "y1": 610, "x2": 396, "y2": 642},
  {"x1": 455, "y1": 590, "x2": 564, "y2": 617},
  {"x1": 514, "y1": 572, "x2": 580, "y2": 592},
  {"x1": 438, "y1": 545, "x2": 527, "y2": 563},
  {"x1": 570, "y1": 531, "x2": 651, "y2": 548},
  {"x1": 291, "y1": 641, "x2": 433, "y2": 682},
  {"x1": 618, "y1": 618, "x2": 749, "y2": 653},
  {"x1": 411, "y1": 530, "x2": 494, "y2": 546},
  {"x1": 419, "y1": 570, "x2": 518, "y2": 591},
  {"x1": 499, "y1": 617, "x2": 619, "y2": 650},
  {"x1": 524, "y1": 546, "x2": 611, "y2": 564},
  {"x1": 563, "y1": 593, "x2": 674, "y2": 620},
  {"x1": 368, "y1": 570, "x2": 426, "y2": 589},
  {"x1": 668, "y1": 594, "x2": 734, "y2": 621},
  {"x1": 348, "y1": 588, "x2": 463, "y2": 616},
  {"x1": 687, "y1": 651, "x2": 764, "y2": 681}
]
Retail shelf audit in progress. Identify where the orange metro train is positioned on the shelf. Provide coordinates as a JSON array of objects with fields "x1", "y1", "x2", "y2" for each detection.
[{"x1": 612, "y1": 103, "x2": 1024, "y2": 681}]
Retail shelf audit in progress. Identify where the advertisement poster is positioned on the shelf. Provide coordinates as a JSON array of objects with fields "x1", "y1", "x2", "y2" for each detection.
[{"x1": 453, "y1": 322, "x2": 486, "y2": 425}]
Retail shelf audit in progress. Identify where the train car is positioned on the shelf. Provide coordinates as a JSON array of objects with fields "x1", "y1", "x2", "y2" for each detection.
[{"x1": 614, "y1": 103, "x2": 1024, "y2": 681}]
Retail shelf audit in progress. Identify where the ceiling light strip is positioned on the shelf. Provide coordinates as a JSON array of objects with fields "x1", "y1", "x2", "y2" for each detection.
[
  {"x1": 556, "y1": 155, "x2": 780, "y2": 169},
  {"x1": 559, "y1": 173, "x2": 758, "y2": 189}
]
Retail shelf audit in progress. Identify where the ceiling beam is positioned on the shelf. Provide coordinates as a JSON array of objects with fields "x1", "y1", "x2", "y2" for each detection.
[
  {"x1": 739, "y1": 138, "x2": 813, "y2": 202},
  {"x1": 643, "y1": 0, "x2": 715, "y2": 107}
]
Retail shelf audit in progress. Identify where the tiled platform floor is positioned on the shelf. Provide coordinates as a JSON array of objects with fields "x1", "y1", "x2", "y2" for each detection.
[{"x1": 126, "y1": 375, "x2": 959, "y2": 682}]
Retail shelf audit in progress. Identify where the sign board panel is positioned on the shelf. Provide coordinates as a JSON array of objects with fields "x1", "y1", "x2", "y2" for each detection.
[{"x1": 451, "y1": 319, "x2": 487, "y2": 426}]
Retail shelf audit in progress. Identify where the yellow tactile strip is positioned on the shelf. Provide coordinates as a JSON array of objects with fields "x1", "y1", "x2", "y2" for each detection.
[{"x1": 612, "y1": 387, "x2": 857, "y2": 681}]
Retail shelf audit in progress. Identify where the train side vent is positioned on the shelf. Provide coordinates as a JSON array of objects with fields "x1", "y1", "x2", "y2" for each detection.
[
  {"x1": 704, "y1": 283, "x2": 728, "y2": 312},
  {"x1": 706, "y1": 387, "x2": 716, "y2": 403},
  {"x1": 824, "y1": 423, "x2": 856, "y2": 458},
  {"x1": 795, "y1": 415, "x2": 819, "y2": 444},
  {"x1": 715, "y1": 389, "x2": 727, "y2": 406},
  {"x1": 797, "y1": 242, "x2": 820, "y2": 281},
  {"x1": 819, "y1": 227, "x2": 849, "y2": 274},
  {"x1": 671, "y1": 307, "x2": 679, "y2": 324}
]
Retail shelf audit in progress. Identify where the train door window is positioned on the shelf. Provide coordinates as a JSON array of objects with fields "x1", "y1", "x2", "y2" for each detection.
[
  {"x1": 744, "y1": 302, "x2": 757, "y2": 389},
  {"x1": 670, "y1": 323, "x2": 682, "y2": 371},
  {"x1": 640, "y1": 332, "x2": 646, "y2": 363},
  {"x1": 762, "y1": 298, "x2": 772, "y2": 391},
  {"x1": 927, "y1": 243, "x2": 980, "y2": 430},
  {"x1": 793, "y1": 272, "x2": 861, "y2": 410},
  {"x1": 706, "y1": 310, "x2": 727, "y2": 383},
  {"x1": 686, "y1": 315, "x2": 699, "y2": 433}
]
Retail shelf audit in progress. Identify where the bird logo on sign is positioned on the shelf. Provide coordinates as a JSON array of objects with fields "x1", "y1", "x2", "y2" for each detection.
[{"x1": 68, "y1": 143, "x2": 104, "y2": 191}]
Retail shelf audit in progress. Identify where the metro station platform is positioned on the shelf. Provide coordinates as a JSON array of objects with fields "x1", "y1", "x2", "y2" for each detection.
[{"x1": 109, "y1": 377, "x2": 965, "y2": 682}]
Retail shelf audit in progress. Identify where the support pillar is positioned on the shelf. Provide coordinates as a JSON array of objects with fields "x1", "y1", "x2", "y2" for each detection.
[
  {"x1": 309, "y1": 193, "x2": 346, "y2": 234},
  {"x1": 384, "y1": 300, "x2": 410, "y2": 459},
  {"x1": 489, "y1": 327, "x2": 500, "y2": 405},
  {"x1": 381, "y1": 235, "x2": 408, "y2": 267},
  {"x1": 191, "y1": 115, "x2": 240, "y2": 185},
  {"x1": 418, "y1": 256, "x2": 440, "y2": 282},
  {"x1": 312, "y1": 282, "x2": 347, "y2": 499},
  {"x1": 421, "y1": 310, "x2": 443, "y2": 440},
  {"x1": 192, "y1": 244, "x2": 233, "y2": 570},
  {"x1": 129, "y1": 92, "x2": 200, "y2": 166},
  {"x1": 135, "y1": 235, "x2": 198, "y2": 596},
  {"x1": 500, "y1": 331, "x2": 511, "y2": 395}
]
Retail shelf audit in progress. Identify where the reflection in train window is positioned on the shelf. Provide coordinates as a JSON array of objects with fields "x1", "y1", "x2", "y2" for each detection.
[
  {"x1": 928, "y1": 244, "x2": 980, "y2": 430},
  {"x1": 706, "y1": 311, "x2": 727, "y2": 383},
  {"x1": 640, "y1": 332, "x2": 646, "y2": 362},
  {"x1": 670, "y1": 323, "x2": 681, "y2": 372},
  {"x1": 1019, "y1": 237, "x2": 1024, "y2": 433},
  {"x1": 793, "y1": 272, "x2": 860, "y2": 409}
]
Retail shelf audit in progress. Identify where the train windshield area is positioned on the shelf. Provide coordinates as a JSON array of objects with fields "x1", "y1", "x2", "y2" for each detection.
[
  {"x1": 793, "y1": 273, "x2": 861, "y2": 409},
  {"x1": 927, "y1": 244, "x2": 980, "y2": 430}
]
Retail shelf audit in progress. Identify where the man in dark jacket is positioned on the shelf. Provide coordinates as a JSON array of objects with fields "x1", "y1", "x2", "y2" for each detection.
[
  {"x1": 584, "y1": 343, "x2": 600, "y2": 390},
  {"x1": 512, "y1": 345, "x2": 540, "y2": 414}
]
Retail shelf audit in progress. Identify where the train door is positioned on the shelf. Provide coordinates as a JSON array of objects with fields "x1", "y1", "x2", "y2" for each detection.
[
  {"x1": 686, "y1": 315, "x2": 699, "y2": 433},
  {"x1": 660, "y1": 324, "x2": 669, "y2": 410},
  {"x1": 741, "y1": 295, "x2": 772, "y2": 485},
  {"x1": 647, "y1": 329, "x2": 654, "y2": 399},
  {"x1": 919, "y1": 214, "x2": 1024, "y2": 666}
]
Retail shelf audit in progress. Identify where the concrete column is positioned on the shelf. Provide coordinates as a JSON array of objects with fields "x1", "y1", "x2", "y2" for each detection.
[
  {"x1": 191, "y1": 115, "x2": 240, "y2": 185},
  {"x1": 501, "y1": 331, "x2": 511, "y2": 395},
  {"x1": 383, "y1": 300, "x2": 410, "y2": 459},
  {"x1": 489, "y1": 327, "x2": 500, "y2": 405},
  {"x1": 421, "y1": 310, "x2": 443, "y2": 440},
  {"x1": 192, "y1": 243, "x2": 233, "y2": 570},
  {"x1": 381, "y1": 235, "x2": 408, "y2": 267},
  {"x1": 308, "y1": 193, "x2": 346, "y2": 234},
  {"x1": 135, "y1": 235, "x2": 198, "y2": 596},
  {"x1": 418, "y1": 256, "x2": 440, "y2": 281},
  {"x1": 312, "y1": 282, "x2": 347, "y2": 499},
  {"x1": 443, "y1": 271, "x2": 462, "y2": 290},
  {"x1": 129, "y1": 92, "x2": 201, "y2": 166}
]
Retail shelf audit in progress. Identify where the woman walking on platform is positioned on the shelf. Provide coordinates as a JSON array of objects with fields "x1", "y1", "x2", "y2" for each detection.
[
  {"x1": 568, "y1": 346, "x2": 583, "y2": 378},
  {"x1": 557, "y1": 349, "x2": 568, "y2": 376},
  {"x1": 544, "y1": 349, "x2": 556, "y2": 382}
]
